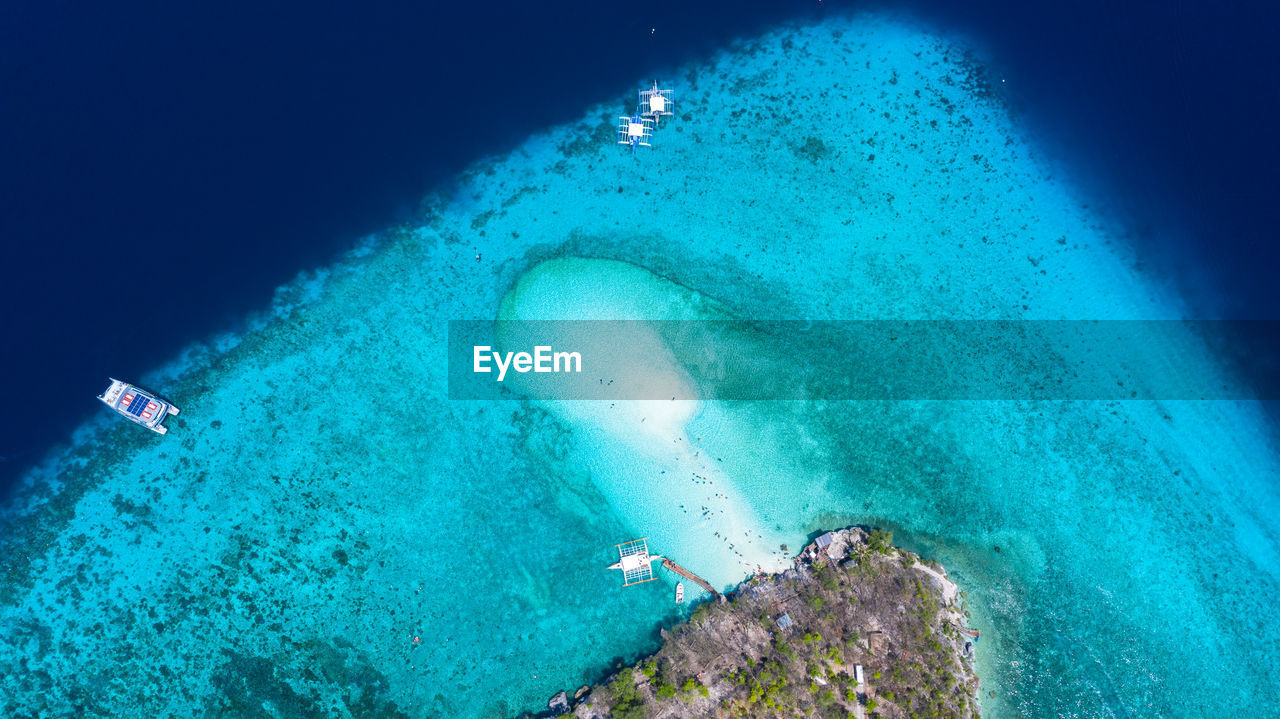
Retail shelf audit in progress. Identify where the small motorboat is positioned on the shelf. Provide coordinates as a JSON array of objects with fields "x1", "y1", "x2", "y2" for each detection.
[
  {"x1": 675, "y1": 582, "x2": 684, "y2": 604},
  {"x1": 98, "y1": 378, "x2": 179, "y2": 435}
]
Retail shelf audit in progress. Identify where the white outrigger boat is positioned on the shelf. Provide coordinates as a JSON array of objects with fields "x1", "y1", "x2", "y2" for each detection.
[
  {"x1": 615, "y1": 82, "x2": 675, "y2": 152},
  {"x1": 639, "y1": 81, "x2": 674, "y2": 124},
  {"x1": 675, "y1": 582, "x2": 684, "y2": 604},
  {"x1": 98, "y1": 378, "x2": 179, "y2": 435}
]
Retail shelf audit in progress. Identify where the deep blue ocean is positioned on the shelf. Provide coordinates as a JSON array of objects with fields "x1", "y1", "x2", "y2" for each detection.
[{"x1": 1, "y1": 0, "x2": 1278, "y2": 490}]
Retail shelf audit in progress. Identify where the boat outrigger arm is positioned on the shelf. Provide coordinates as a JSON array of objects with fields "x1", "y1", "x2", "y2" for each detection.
[{"x1": 98, "y1": 378, "x2": 179, "y2": 435}]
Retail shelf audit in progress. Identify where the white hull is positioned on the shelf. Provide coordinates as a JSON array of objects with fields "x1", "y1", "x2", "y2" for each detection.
[{"x1": 98, "y1": 378, "x2": 178, "y2": 435}]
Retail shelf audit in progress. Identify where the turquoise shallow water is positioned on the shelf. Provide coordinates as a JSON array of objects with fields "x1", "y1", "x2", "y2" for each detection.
[{"x1": 3, "y1": 14, "x2": 1280, "y2": 718}]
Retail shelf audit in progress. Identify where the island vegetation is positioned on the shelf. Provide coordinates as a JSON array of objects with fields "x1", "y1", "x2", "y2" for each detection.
[{"x1": 542, "y1": 527, "x2": 979, "y2": 719}]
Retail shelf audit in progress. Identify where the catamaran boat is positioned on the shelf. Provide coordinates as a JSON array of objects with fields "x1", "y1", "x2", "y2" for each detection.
[
  {"x1": 675, "y1": 582, "x2": 684, "y2": 603},
  {"x1": 98, "y1": 378, "x2": 179, "y2": 435}
]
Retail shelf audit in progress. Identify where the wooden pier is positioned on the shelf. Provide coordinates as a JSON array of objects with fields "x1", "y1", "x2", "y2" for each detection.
[{"x1": 662, "y1": 558, "x2": 722, "y2": 602}]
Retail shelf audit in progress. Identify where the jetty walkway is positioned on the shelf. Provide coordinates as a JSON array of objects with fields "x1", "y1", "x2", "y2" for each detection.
[{"x1": 662, "y1": 558, "x2": 722, "y2": 602}]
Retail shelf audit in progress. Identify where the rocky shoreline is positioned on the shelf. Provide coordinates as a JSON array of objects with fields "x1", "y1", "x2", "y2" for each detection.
[{"x1": 539, "y1": 527, "x2": 980, "y2": 719}]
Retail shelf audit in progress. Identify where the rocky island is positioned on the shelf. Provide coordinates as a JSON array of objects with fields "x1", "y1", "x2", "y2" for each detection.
[{"x1": 545, "y1": 528, "x2": 980, "y2": 719}]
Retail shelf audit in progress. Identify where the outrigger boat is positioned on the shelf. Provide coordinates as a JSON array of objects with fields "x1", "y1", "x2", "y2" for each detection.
[
  {"x1": 98, "y1": 378, "x2": 179, "y2": 435},
  {"x1": 675, "y1": 582, "x2": 684, "y2": 604},
  {"x1": 616, "y1": 113, "x2": 654, "y2": 151},
  {"x1": 638, "y1": 82, "x2": 674, "y2": 125}
]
